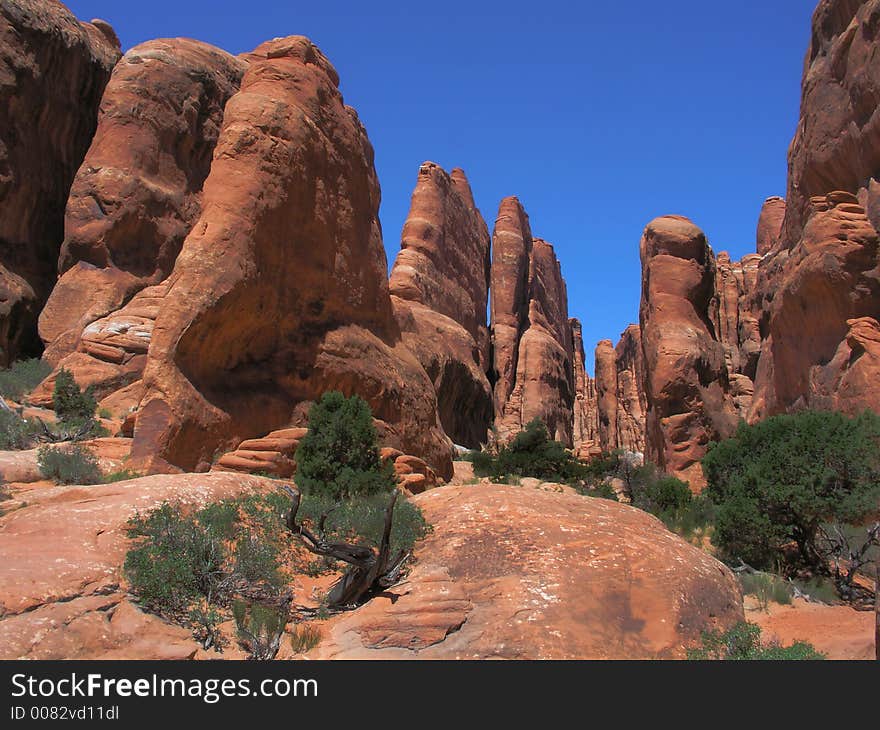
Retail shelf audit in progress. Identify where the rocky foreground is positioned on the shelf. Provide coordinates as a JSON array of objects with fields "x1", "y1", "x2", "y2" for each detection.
[{"x1": 0, "y1": 473, "x2": 742, "y2": 660}]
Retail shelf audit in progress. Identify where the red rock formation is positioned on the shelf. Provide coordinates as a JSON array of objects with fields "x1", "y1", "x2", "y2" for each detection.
[
  {"x1": 711, "y1": 251, "x2": 763, "y2": 417},
  {"x1": 747, "y1": 3, "x2": 880, "y2": 422},
  {"x1": 756, "y1": 196, "x2": 786, "y2": 255},
  {"x1": 594, "y1": 339, "x2": 618, "y2": 452},
  {"x1": 0, "y1": 1, "x2": 120, "y2": 365},
  {"x1": 388, "y1": 162, "x2": 492, "y2": 447},
  {"x1": 780, "y1": 0, "x2": 880, "y2": 248},
  {"x1": 490, "y1": 198, "x2": 575, "y2": 444},
  {"x1": 127, "y1": 37, "x2": 451, "y2": 479},
  {"x1": 750, "y1": 192, "x2": 880, "y2": 419},
  {"x1": 308, "y1": 483, "x2": 744, "y2": 659},
  {"x1": 585, "y1": 325, "x2": 646, "y2": 456},
  {"x1": 639, "y1": 216, "x2": 737, "y2": 489},
  {"x1": 570, "y1": 318, "x2": 600, "y2": 458},
  {"x1": 614, "y1": 324, "x2": 647, "y2": 454},
  {"x1": 38, "y1": 38, "x2": 246, "y2": 364}
]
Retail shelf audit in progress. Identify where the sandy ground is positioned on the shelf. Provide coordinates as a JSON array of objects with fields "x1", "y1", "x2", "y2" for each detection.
[{"x1": 746, "y1": 597, "x2": 876, "y2": 660}]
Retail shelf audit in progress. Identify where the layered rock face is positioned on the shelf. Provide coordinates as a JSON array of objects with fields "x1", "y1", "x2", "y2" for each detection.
[
  {"x1": 0, "y1": 1, "x2": 120, "y2": 365},
  {"x1": 570, "y1": 318, "x2": 600, "y2": 458},
  {"x1": 750, "y1": 191, "x2": 880, "y2": 419},
  {"x1": 127, "y1": 37, "x2": 451, "y2": 478},
  {"x1": 580, "y1": 325, "x2": 646, "y2": 456},
  {"x1": 310, "y1": 483, "x2": 744, "y2": 659},
  {"x1": 594, "y1": 339, "x2": 618, "y2": 452},
  {"x1": 614, "y1": 324, "x2": 647, "y2": 453},
  {"x1": 711, "y1": 251, "x2": 762, "y2": 417},
  {"x1": 38, "y1": 38, "x2": 246, "y2": 364},
  {"x1": 490, "y1": 198, "x2": 575, "y2": 444},
  {"x1": 756, "y1": 196, "x2": 786, "y2": 255},
  {"x1": 780, "y1": 0, "x2": 880, "y2": 247},
  {"x1": 748, "y1": 1, "x2": 880, "y2": 421},
  {"x1": 388, "y1": 163, "x2": 493, "y2": 448},
  {"x1": 639, "y1": 216, "x2": 737, "y2": 488}
]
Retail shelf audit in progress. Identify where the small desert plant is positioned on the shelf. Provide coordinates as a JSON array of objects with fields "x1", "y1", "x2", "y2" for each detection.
[
  {"x1": 738, "y1": 571, "x2": 793, "y2": 611},
  {"x1": 187, "y1": 601, "x2": 227, "y2": 652},
  {"x1": 295, "y1": 392, "x2": 396, "y2": 500},
  {"x1": 687, "y1": 621, "x2": 824, "y2": 660},
  {"x1": 37, "y1": 444, "x2": 102, "y2": 485},
  {"x1": 0, "y1": 408, "x2": 39, "y2": 450},
  {"x1": 471, "y1": 419, "x2": 589, "y2": 485},
  {"x1": 294, "y1": 490, "x2": 429, "y2": 567},
  {"x1": 102, "y1": 469, "x2": 142, "y2": 483},
  {"x1": 52, "y1": 368, "x2": 98, "y2": 424},
  {"x1": 289, "y1": 623, "x2": 322, "y2": 654},
  {"x1": 233, "y1": 597, "x2": 290, "y2": 661},
  {"x1": 0, "y1": 358, "x2": 51, "y2": 401}
]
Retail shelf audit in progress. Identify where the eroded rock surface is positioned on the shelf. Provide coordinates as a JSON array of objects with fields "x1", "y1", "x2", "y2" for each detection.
[{"x1": 309, "y1": 483, "x2": 744, "y2": 659}]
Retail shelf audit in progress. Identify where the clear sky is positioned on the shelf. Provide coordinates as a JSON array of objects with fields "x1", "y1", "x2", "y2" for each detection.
[{"x1": 67, "y1": 0, "x2": 814, "y2": 373}]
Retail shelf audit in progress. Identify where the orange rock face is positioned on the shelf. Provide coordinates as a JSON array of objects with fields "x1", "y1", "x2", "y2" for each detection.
[
  {"x1": 389, "y1": 163, "x2": 493, "y2": 447},
  {"x1": 490, "y1": 198, "x2": 575, "y2": 444},
  {"x1": 308, "y1": 483, "x2": 744, "y2": 659},
  {"x1": 38, "y1": 38, "x2": 246, "y2": 364},
  {"x1": 639, "y1": 216, "x2": 737, "y2": 488},
  {"x1": 750, "y1": 193, "x2": 880, "y2": 419},
  {"x1": 0, "y1": 1, "x2": 120, "y2": 364},
  {"x1": 780, "y1": 0, "x2": 880, "y2": 248},
  {"x1": 570, "y1": 318, "x2": 601, "y2": 458},
  {"x1": 756, "y1": 196, "x2": 786, "y2": 255},
  {"x1": 614, "y1": 324, "x2": 647, "y2": 453},
  {"x1": 127, "y1": 37, "x2": 451, "y2": 479}
]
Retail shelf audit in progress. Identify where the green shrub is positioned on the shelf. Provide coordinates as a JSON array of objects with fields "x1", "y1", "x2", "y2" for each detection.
[
  {"x1": 472, "y1": 419, "x2": 589, "y2": 484},
  {"x1": 0, "y1": 409, "x2": 39, "y2": 450},
  {"x1": 295, "y1": 490, "x2": 429, "y2": 561},
  {"x1": 37, "y1": 444, "x2": 102, "y2": 485},
  {"x1": 295, "y1": 392, "x2": 396, "y2": 500},
  {"x1": 52, "y1": 368, "x2": 97, "y2": 424},
  {"x1": 687, "y1": 621, "x2": 824, "y2": 660},
  {"x1": 102, "y1": 469, "x2": 142, "y2": 483},
  {"x1": 289, "y1": 623, "x2": 322, "y2": 654},
  {"x1": 703, "y1": 410, "x2": 880, "y2": 571},
  {"x1": 738, "y1": 571, "x2": 793, "y2": 610},
  {"x1": 0, "y1": 358, "x2": 51, "y2": 401}
]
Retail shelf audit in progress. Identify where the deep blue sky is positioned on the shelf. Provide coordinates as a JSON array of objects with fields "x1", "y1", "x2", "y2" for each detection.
[{"x1": 68, "y1": 0, "x2": 814, "y2": 372}]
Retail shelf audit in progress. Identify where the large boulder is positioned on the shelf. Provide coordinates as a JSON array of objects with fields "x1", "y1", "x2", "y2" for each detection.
[
  {"x1": 308, "y1": 483, "x2": 744, "y2": 659},
  {"x1": 129, "y1": 37, "x2": 451, "y2": 478},
  {"x1": 0, "y1": 472, "x2": 274, "y2": 659},
  {"x1": 389, "y1": 163, "x2": 493, "y2": 447},
  {"x1": 490, "y1": 197, "x2": 575, "y2": 444},
  {"x1": 639, "y1": 216, "x2": 737, "y2": 489},
  {"x1": 38, "y1": 38, "x2": 246, "y2": 364},
  {"x1": 0, "y1": 0, "x2": 120, "y2": 364}
]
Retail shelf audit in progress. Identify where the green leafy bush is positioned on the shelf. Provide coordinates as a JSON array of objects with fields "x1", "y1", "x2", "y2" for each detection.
[
  {"x1": 52, "y1": 368, "x2": 97, "y2": 425},
  {"x1": 295, "y1": 392, "x2": 396, "y2": 500},
  {"x1": 703, "y1": 410, "x2": 880, "y2": 571},
  {"x1": 0, "y1": 409, "x2": 39, "y2": 450},
  {"x1": 471, "y1": 419, "x2": 589, "y2": 484},
  {"x1": 738, "y1": 571, "x2": 793, "y2": 610},
  {"x1": 289, "y1": 623, "x2": 322, "y2": 654},
  {"x1": 37, "y1": 444, "x2": 102, "y2": 485},
  {"x1": 125, "y1": 496, "x2": 284, "y2": 615},
  {"x1": 102, "y1": 469, "x2": 142, "y2": 483},
  {"x1": 687, "y1": 621, "x2": 824, "y2": 660},
  {"x1": 0, "y1": 358, "x2": 51, "y2": 401},
  {"x1": 295, "y1": 490, "x2": 429, "y2": 560}
]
